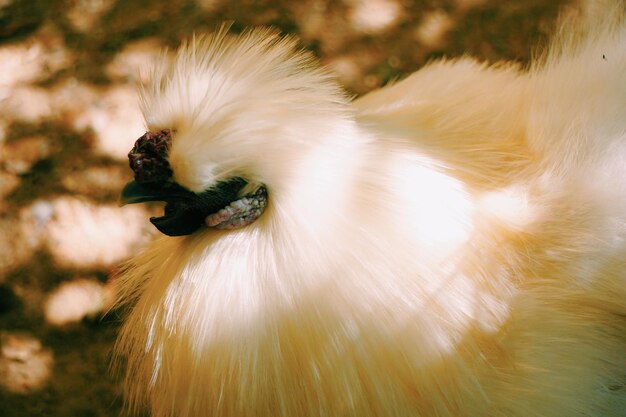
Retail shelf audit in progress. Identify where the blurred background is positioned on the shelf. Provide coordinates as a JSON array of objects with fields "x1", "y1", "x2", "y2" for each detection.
[{"x1": 0, "y1": 0, "x2": 576, "y2": 415}]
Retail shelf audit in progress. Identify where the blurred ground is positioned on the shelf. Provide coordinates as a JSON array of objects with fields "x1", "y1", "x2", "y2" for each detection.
[{"x1": 0, "y1": 0, "x2": 577, "y2": 415}]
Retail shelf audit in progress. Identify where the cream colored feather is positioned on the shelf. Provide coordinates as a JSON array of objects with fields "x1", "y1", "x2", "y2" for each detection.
[{"x1": 116, "y1": 7, "x2": 626, "y2": 417}]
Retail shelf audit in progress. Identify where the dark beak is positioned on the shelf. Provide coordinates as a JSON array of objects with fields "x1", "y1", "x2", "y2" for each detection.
[
  {"x1": 119, "y1": 180, "x2": 193, "y2": 206},
  {"x1": 119, "y1": 180, "x2": 205, "y2": 236},
  {"x1": 119, "y1": 177, "x2": 249, "y2": 237}
]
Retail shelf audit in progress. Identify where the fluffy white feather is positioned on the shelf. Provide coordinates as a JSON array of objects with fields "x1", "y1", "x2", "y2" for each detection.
[{"x1": 116, "y1": 8, "x2": 626, "y2": 417}]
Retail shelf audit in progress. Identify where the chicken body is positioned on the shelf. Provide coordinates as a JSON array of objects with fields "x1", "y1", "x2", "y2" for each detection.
[{"x1": 116, "y1": 9, "x2": 626, "y2": 417}]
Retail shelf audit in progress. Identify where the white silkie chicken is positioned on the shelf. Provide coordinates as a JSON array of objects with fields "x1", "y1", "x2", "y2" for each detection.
[{"x1": 116, "y1": 7, "x2": 626, "y2": 417}]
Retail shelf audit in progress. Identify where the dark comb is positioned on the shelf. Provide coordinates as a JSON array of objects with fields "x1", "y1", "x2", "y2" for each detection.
[{"x1": 128, "y1": 129, "x2": 173, "y2": 185}]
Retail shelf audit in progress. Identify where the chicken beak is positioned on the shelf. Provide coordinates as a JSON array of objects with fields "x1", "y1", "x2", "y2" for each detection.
[
  {"x1": 119, "y1": 180, "x2": 193, "y2": 206},
  {"x1": 119, "y1": 179, "x2": 207, "y2": 236},
  {"x1": 120, "y1": 177, "x2": 266, "y2": 236}
]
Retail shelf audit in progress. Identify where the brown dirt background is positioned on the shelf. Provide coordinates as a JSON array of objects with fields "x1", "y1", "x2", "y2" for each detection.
[{"x1": 0, "y1": 0, "x2": 578, "y2": 415}]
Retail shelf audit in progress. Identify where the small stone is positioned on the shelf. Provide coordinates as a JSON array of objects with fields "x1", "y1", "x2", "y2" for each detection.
[
  {"x1": 0, "y1": 172, "x2": 20, "y2": 199},
  {"x1": 105, "y1": 38, "x2": 166, "y2": 83},
  {"x1": 66, "y1": 0, "x2": 115, "y2": 33},
  {"x1": 0, "y1": 23, "x2": 73, "y2": 87},
  {"x1": 194, "y1": 0, "x2": 224, "y2": 12},
  {"x1": 24, "y1": 199, "x2": 52, "y2": 227},
  {"x1": 0, "y1": 211, "x2": 42, "y2": 279},
  {"x1": 61, "y1": 165, "x2": 129, "y2": 199},
  {"x1": 0, "y1": 86, "x2": 53, "y2": 123},
  {"x1": 0, "y1": 333, "x2": 53, "y2": 393},
  {"x1": 71, "y1": 85, "x2": 145, "y2": 160},
  {"x1": 413, "y1": 10, "x2": 454, "y2": 49},
  {"x1": 347, "y1": 0, "x2": 404, "y2": 34},
  {"x1": 44, "y1": 197, "x2": 152, "y2": 269},
  {"x1": 44, "y1": 279, "x2": 106, "y2": 326},
  {"x1": 49, "y1": 78, "x2": 100, "y2": 122},
  {"x1": 0, "y1": 136, "x2": 55, "y2": 175},
  {"x1": 327, "y1": 55, "x2": 364, "y2": 91}
]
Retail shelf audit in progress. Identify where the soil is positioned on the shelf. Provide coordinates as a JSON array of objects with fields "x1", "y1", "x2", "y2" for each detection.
[{"x1": 0, "y1": 0, "x2": 575, "y2": 415}]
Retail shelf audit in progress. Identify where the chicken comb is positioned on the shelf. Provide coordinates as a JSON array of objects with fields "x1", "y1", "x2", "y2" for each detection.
[{"x1": 128, "y1": 129, "x2": 173, "y2": 185}]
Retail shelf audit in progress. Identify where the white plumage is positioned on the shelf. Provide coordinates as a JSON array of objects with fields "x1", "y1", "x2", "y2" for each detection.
[{"x1": 116, "y1": 7, "x2": 626, "y2": 417}]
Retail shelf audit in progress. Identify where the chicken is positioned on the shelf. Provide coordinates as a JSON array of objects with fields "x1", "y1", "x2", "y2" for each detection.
[{"x1": 116, "y1": 7, "x2": 626, "y2": 417}]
